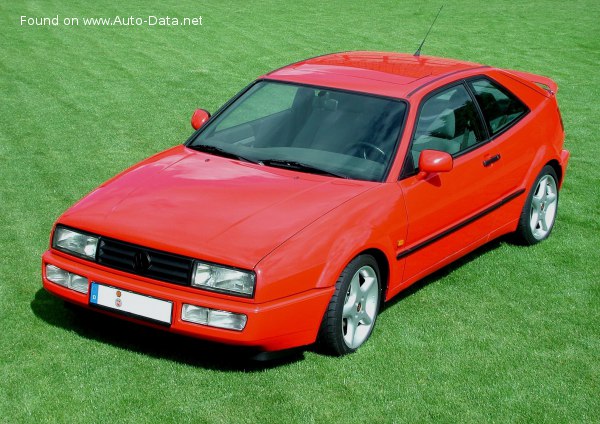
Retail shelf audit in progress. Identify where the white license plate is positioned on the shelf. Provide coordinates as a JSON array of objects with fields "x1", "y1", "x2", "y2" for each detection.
[{"x1": 89, "y1": 282, "x2": 173, "y2": 325}]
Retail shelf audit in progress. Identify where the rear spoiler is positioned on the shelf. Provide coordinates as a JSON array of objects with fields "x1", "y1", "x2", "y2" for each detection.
[{"x1": 503, "y1": 69, "x2": 558, "y2": 97}]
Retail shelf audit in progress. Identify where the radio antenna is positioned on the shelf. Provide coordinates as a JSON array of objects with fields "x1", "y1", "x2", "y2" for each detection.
[{"x1": 414, "y1": 5, "x2": 444, "y2": 57}]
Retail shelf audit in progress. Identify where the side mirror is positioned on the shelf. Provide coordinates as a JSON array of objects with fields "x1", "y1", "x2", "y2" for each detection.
[
  {"x1": 191, "y1": 109, "x2": 211, "y2": 130},
  {"x1": 418, "y1": 149, "x2": 453, "y2": 176}
]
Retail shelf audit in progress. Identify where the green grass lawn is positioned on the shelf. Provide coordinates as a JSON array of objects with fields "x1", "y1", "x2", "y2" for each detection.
[{"x1": 1, "y1": 0, "x2": 599, "y2": 422}]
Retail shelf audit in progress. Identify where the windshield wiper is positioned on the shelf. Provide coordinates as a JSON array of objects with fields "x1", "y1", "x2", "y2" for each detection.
[
  {"x1": 260, "y1": 159, "x2": 348, "y2": 179},
  {"x1": 190, "y1": 144, "x2": 259, "y2": 163}
]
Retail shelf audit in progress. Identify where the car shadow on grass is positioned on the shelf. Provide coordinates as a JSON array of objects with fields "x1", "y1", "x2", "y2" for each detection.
[{"x1": 30, "y1": 289, "x2": 304, "y2": 371}]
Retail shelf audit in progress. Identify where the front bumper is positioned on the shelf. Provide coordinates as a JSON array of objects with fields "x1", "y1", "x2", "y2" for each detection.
[{"x1": 42, "y1": 250, "x2": 333, "y2": 352}]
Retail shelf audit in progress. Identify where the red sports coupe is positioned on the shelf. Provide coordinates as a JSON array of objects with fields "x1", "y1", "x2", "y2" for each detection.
[{"x1": 42, "y1": 52, "x2": 569, "y2": 355}]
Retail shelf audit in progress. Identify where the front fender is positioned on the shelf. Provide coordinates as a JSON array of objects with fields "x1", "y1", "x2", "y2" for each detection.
[{"x1": 254, "y1": 183, "x2": 408, "y2": 303}]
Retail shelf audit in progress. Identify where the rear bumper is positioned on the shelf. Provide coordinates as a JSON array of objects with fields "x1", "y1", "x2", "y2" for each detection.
[{"x1": 42, "y1": 250, "x2": 333, "y2": 352}]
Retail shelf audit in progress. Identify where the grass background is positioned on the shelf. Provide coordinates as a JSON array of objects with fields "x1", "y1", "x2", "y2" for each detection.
[{"x1": 1, "y1": 0, "x2": 599, "y2": 422}]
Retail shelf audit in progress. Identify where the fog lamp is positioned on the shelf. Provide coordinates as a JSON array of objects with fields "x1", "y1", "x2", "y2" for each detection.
[
  {"x1": 45, "y1": 264, "x2": 89, "y2": 294},
  {"x1": 181, "y1": 304, "x2": 247, "y2": 331}
]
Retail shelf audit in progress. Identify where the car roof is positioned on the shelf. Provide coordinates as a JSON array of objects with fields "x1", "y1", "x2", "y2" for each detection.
[{"x1": 264, "y1": 51, "x2": 488, "y2": 99}]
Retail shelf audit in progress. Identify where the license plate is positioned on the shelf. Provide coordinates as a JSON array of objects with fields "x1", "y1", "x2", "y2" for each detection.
[{"x1": 89, "y1": 282, "x2": 173, "y2": 325}]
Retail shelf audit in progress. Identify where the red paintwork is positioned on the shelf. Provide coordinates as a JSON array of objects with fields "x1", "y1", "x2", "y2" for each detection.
[
  {"x1": 265, "y1": 51, "x2": 483, "y2": 99},
  {"x1": 42, "y1": 51, "x2": 569, "y2": 352},
  {"x1": 191, "y1": 109, "x2": 210, "y2": 130},
  {"x1": 418, "y1": 150, "x2": 453, "y2": 175},
  {"x1": 57, "y1": 148, "x2": 372, "y2": 273}
]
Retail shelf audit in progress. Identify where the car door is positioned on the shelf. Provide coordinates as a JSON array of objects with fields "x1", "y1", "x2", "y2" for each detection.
[
  {"x1": 397, "y1": 81, "x2": 506, "y2": 283},
  {"x1": 467, "y1": 76, "x2": 533, "y2": 234}
]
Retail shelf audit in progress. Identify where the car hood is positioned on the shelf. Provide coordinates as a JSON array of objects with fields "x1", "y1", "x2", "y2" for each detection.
[{"x1": 59, "y1": 146, "x2": 372, "y2": 268}]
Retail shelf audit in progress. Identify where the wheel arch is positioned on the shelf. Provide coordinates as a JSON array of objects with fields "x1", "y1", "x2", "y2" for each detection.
[
  {"x1": 546, "y1": 158, "x2": 563, "y2": 187},
  {"x1": 360, "y1": 248, "x2": 390, "y2": 307}
]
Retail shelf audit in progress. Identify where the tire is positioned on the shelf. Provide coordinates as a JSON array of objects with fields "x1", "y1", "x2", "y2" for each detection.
[
  {"x1": 318, "y1": 255, "x2": 381, "y2": 356},
  {"x1": 514, "y1": 165, "x2": 559, "y2": 245}
]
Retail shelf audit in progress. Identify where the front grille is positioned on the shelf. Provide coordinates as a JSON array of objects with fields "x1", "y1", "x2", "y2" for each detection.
[{"x1": 97, "y1": 238, "x2": 194, "y2": 286}]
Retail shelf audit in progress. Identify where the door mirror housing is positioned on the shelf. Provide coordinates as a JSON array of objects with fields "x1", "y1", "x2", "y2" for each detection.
[
  {"x1": 191, "y1": 109, "x2": 211, "y2": 130},
  {"x1": 418, "y1": 149, "x2": 453, "y2": 176}
]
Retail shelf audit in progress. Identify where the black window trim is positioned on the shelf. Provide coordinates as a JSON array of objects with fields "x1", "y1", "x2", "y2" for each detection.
[{"x1": 399, "y1": 74, "x2": 530, "y2": 180}]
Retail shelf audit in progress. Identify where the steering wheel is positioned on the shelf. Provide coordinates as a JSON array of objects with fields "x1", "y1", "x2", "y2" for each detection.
[{"x1": 345, "y1": 142, "x2": 386, "y2": 161}]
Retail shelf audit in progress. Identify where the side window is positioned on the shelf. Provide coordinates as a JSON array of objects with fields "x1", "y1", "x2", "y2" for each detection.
[
  {"x1": 469, "y1": 78, "x2": 528, "y2": 135},
  {"x1": 408, "y1": 83, "x2": 485, "y2": 171}
]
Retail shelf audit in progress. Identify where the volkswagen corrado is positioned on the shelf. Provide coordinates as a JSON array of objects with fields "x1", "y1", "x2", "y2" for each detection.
[{"x1": 42, "y1": 51, "x2": 569, "y2": 356}]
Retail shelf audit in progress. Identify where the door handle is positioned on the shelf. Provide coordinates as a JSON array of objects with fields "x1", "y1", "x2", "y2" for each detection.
[{"x1": 483, "y1": 154, "x2": 501, "y2": 167}]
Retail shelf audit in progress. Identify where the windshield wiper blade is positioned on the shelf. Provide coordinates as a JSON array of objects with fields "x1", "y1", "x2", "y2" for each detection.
[
  {"x1": 190, "y1": 144, "x2": 258, "y2": 163},
  {"x1": 260, "y1": 159, "x2": 347, "y2": 178}
]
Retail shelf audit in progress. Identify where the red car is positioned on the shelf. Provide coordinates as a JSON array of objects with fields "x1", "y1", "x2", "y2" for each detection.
[{"x1": 42, "y1": 52, "x2": 569, "y2": 356}]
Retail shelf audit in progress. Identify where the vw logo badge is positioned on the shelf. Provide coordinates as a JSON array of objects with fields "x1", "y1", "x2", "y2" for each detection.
[{"x1": 133, "y1": 250, "x2": 152, "y2": 274}]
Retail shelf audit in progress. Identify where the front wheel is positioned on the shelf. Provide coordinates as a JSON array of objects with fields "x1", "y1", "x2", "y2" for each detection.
[
  {"x1": 318, "y1": 255, "x2": 381, "y2": 356},
  {"x1": 514, "y1": 165, "x2": 559, "y2": 245}
]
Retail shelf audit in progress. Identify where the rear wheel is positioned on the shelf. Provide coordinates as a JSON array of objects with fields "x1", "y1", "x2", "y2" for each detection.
[
  {"x1": 514, "y1": 165, "x2": 559, "y2": 245},
  {"x1": 318, "y1": 255, "x2": 381, "y2": 356}
]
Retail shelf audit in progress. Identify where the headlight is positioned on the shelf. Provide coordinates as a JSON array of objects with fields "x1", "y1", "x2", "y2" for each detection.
[
  {"x1": 192, "y1": 261, "x2": 255, "y2": 297},
  {"x1": 52, "y1": 226, "x2": 99, "y2": 260}
]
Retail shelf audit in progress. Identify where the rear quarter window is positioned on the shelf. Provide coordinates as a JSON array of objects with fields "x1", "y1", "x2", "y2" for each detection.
[{"x1": 469, "y1": 78, "x2": 528, "y2": 135}]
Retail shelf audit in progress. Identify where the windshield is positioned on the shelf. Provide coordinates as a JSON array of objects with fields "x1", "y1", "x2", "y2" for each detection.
[{"x1": 188, "y1": 81, "x2": 407, "y2": 182}]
